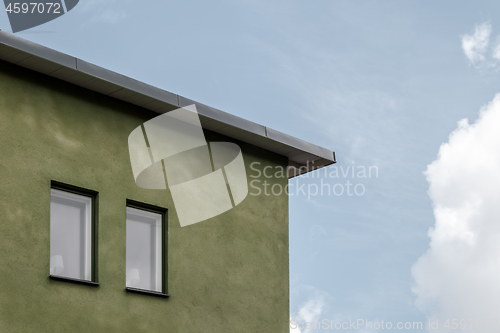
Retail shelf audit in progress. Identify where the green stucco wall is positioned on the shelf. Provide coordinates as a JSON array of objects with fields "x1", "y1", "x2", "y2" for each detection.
[{"x1": 0, "y1": 61, "x2": 289, "y2": 333}]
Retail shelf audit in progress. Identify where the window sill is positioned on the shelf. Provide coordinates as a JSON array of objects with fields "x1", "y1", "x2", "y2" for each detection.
[
  {"x1": 49, "y1": 275, "x2": 100, "y2": 286},
  {"x1": 126, "y1": 287, "x2": 170, "y2": 298}
]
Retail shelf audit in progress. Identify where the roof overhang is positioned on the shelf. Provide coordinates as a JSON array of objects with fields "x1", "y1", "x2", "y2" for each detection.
[{"x1": 0, "y1": 31, "x2": 336, "y2": 178}]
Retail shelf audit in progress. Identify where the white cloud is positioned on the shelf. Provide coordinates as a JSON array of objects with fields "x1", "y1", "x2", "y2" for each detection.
[
  {"x1": 91, "y1": 10, "x2": 127, "y2": 24},
  {"x1": 300, "y1": 88, "x2": 399, "y2": 168},
  {"x1": 79, "y1": 0, "x2": 128, "y2": 26},
  {"x1": 461, "y1": 22, "x2": 492, "y2": 65},
  {"x1": 290, "y1": 294, "x2": 325, "y2": 333},
  {"x1": 411, "y1": 94, "x2": 500, "y2": 332},
  {"x1": 491, "y1": 36, "x2": 500, "y2": 60},
  {"x1": 290, "y1": 285, "x2": 337, "y2": 333},
  {"x1": 310, "y1": 224, "x2": 327, "y2": 240}
]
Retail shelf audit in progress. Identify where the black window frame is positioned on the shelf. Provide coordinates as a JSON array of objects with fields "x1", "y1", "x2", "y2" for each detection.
[
  {"x1": 49, "y1": 181, "x2": 99, "y2": 287},
  {"x1": 125, "y1": 199, "x2": 169, "y2": 298}
]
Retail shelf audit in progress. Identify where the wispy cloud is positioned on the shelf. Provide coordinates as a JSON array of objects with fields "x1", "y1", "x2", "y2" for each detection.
[
  {"x1": 459, "y1": 21, "x2": 500, "y2": 69},
  {"x1": 290, "y1": 284, "x2": 380, "y2": 333},
  {"x1": 91, "y1": 10, "x2": 127, "y2": 24},
  {"x1": 79, "y1": 0, "x2": 128, "y2": 26},
  {"x1": 491, "y1": 36, "x2": 500, "y2": 60},
  {"x1": 290, "y1": 285, "x2": 330, "y2": 333},
  {"x1": 309, "y1": 224, "x2": 327, "y2": 240},
  {"x1": 248, "y1": 34, "x2": 400, "y2": 168},
  {"x1": 411, "y1": 94, "x2": 500, "y2": 332},
  {"x1": 461, "y1": 22, "x2": 491, "y2": 65},
  {"x1": 290, "y1": 299, "x2": 325, "y2": 333}
]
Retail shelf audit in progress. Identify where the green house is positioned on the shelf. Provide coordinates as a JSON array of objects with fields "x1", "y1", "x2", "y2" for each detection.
[{"x1": 0, "y1": 31, "x2": 335, "y2": 333}]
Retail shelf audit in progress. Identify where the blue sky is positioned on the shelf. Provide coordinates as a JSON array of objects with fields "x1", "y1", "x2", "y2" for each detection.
[{"x1": 3, "y1": 1, "x2": 500, "y2": 332}]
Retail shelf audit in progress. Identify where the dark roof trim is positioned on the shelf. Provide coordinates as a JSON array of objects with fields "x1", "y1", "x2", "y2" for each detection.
[{"x1": 0, "y1": 31, "x2": 336, "y2": 178}]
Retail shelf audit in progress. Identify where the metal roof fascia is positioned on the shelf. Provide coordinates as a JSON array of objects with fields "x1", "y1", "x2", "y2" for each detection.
[
  {"x1": 0, "y1": 31, "x2": 76, "y2": 69},
  {"x1": 0, "y1": 31, "x2": 337, "y2": 175}
]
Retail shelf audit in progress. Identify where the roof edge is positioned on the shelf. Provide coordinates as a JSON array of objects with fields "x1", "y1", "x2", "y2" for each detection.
[{"x1": 0, "y1": 31, "x2": 336, "y2": 178}]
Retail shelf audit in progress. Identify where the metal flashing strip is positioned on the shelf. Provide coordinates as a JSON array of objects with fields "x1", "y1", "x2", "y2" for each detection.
[{"x1": 0, "y1": 31, "x2": 336, "y2": 177}]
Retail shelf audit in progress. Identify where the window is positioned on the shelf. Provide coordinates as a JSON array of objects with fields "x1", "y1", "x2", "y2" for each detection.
[
  {"x1": 126, "y1": 202, "x2": 167, "y2": 295},
  {"x1": 50, "y1": 182, "x2": 97, "y2": 284}
]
